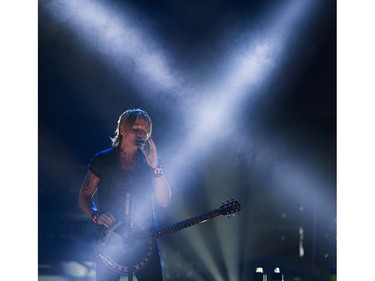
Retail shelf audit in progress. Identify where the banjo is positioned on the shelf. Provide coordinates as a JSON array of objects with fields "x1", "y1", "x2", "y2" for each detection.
[{"x1": 97, "y1": 199, "x2": 241, "y2": 274}]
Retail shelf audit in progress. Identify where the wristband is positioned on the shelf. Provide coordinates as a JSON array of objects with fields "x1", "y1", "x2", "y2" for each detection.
[
  {"x1": 153, "y1": 165, "x2": 164, "y2": 178},
  {"x1": 91, "y1": 211, "x2": 99, "y2": 224}
]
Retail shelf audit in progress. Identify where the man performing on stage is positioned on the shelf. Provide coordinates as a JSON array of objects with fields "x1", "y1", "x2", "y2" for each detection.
[{"x1": 78, "y1": 108, "x2": 171, "y2": 281}]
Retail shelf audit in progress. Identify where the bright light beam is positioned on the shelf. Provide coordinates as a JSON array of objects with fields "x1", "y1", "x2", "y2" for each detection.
[
  {"x1": 167, "y1": 0, "x2": 318, "y2": 184},
  {"x1": 178, "y1": 227, "x2": 226, "y2": 281},
  {"x1": 40, "y1": 0, "x2": 178, "y2": 94}
]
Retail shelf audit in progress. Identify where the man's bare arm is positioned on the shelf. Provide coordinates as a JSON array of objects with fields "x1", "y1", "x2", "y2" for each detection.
[
  {"x1": 78, "y1": 170, "x2": 100, "y2": 217},
  {"x1": 153, "y1": 175, "x2": 171, "y2": 208}
]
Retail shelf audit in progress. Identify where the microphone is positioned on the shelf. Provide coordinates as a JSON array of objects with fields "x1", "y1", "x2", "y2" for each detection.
[
  {"x1": 135, "y1": 139, "x2": 146, "y2": 154},
  {"x1": 135, "y1": 139, "x2": 146, "y2": 167},
  {"x1": 135, "y1": 138, "x2": 145, "y2": 147}
]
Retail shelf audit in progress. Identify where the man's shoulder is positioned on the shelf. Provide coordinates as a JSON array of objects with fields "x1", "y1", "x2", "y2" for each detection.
[{"x1": 93, "y1": 147, "x2": 117, "y2": 159}]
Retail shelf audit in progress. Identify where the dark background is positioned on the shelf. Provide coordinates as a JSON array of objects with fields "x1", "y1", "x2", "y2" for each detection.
[{"x1": 38, "y1": 0, "x2": 336, "y2": 280}]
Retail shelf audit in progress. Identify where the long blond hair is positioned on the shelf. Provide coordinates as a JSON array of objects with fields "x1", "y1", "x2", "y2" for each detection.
[{"x1": 110, "y1": 109, "x2": 152, "y2": 147}]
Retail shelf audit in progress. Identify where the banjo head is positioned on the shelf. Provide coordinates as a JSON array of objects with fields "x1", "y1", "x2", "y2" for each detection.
[{"x1": 97, "y1": 221, "x2": 154, "y2": 274}]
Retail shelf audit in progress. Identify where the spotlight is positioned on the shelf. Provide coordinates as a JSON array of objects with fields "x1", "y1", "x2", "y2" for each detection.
[
  {"x1": 271, "y1": 267, "x2": 284, "y2": 281},
  {"x1": 254, "y1": 267, "x2": 268, "y2": 281}
]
